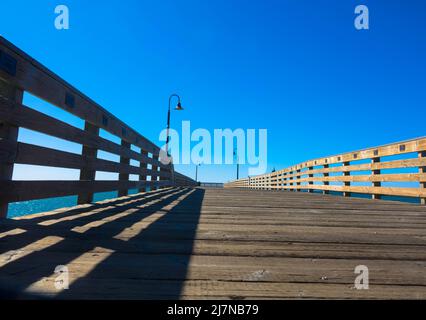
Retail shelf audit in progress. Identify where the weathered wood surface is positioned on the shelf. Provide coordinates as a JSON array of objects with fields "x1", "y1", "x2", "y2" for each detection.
[
  {"x1": 0, "y1": 80, "x2": 22, "y2": 217},
  {"x1": 0, "y1": 187, "x2": 425, "y2": 299}
]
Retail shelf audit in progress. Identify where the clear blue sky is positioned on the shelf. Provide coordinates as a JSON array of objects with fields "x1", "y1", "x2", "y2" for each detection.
[{"x1": 1, "y1": 0, "x2": 426, "y2": 183}]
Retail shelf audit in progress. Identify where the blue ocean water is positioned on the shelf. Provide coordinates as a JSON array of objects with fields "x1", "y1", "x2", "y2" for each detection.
[{"x1": 7, "y1": 188, "x2": 149, "y2": 218}]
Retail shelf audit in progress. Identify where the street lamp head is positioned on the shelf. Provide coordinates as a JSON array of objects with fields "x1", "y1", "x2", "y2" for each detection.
[{"x1": 175, "y1": 102, "x2": 184, "y2": 111}]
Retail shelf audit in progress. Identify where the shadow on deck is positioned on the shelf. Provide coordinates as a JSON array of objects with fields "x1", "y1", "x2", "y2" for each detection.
[{"x1": 0, "y1": 187, "x2": 204, "y2": 299}]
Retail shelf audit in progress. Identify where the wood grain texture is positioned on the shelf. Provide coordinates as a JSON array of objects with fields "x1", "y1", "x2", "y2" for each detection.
[
  {"x1": 1, "y1": 187, "x2": 425, "y2": 299},
  {"x1": 0, "y1": 180, "x2": 172, "y2": 202},
  {"x1": 118, "y1": 140, "x2": 131, "y2": 197},
  {"x1": 0, "y1": 79, "x2": 22, "y2": 217},
  {"x1": 78, "y1": 121, "x2": 99, "y2": 204}
]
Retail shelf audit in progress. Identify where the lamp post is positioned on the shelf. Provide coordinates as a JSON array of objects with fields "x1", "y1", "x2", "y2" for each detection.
[
  {"x1": 195, "y1": 163, "x2": 201, "y2": 182},
  {"x1": 233, "y1": 148, "x2": 239, "y2": 180},
  {"x1": 165, "y1": 94, "x2": 184, "y2": 156}
]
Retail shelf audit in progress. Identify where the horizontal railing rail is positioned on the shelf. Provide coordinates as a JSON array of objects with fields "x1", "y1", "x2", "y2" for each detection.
[
  {"x1": 0, "y1": 36, "x2": 196, "y2": 218},
  {"x1": 225, "y1": 137, "x2": 426, "y2": 204}
]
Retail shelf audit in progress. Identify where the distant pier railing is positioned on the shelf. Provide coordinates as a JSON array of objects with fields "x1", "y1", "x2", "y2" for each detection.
[
  {"x1": 0, "y1": 36, "x2": 196, "y2": 218},
  {"x1": 199, "y1": 182, "x2": 224, "y2": 188},
  {"x1": 225, "y1": 137, "x2": 426, "y2": 204}
]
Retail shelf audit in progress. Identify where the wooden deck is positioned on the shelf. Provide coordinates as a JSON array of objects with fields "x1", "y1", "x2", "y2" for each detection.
[{"x1": 1, "y1": 187, "x2": 426, "y2": 299}]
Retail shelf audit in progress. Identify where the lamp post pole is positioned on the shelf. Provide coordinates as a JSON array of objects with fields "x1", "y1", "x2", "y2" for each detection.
[
  {"x1": 166, "y1": 94, "x2": 183, "y2": 156},
  {"x1": 237, "y1": 162, "x2": 239, "y2": 180},
  {"x1": 234, "y1": 148, "x2": 239, "y2": 180},
  {"x1": 195, "y1": 163, "x2": 201, "y2": 182}
]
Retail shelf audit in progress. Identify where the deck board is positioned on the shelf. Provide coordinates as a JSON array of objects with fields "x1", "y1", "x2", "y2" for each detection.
[{"x1": 0, "y1": 187, "x2": 425, "y2": 299}]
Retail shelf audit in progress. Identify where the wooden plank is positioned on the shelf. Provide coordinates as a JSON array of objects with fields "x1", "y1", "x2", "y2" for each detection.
[
  {"x1": 0, "y1": 79, "x2": 22, "y2": 218},
  {"x1": 3, "y1": 142, "x2": 169, "y2": 178},
  {"x1": 17, "y1": 278, "x2": 425, "y2": 299},
  {"x1": 3, "y1": 252, "x2": 426, "y2": 289},
  {"x1": 78, "y1": 122, "x2": 99, "y2": 204},
  {"x1": 0, "y1": 180, "x2": 172, "y2": 203},
  {"x1": 277, "y1": 173, "x2": 426, "y2": 183},
  {"x1": 268, "y1": 184, "x2": 426, "y2": 198}
]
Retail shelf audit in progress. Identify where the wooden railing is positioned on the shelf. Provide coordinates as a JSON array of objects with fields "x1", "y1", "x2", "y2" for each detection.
[
  {"x1": 0, "y1": 36, "x2": 196, "y2": 218},
  {"x1": 225, "y1": 137, "x2": 426, "y2": 204},
  {"x1": 200, "y1": 182, "x2": 224, "y2": 188}
]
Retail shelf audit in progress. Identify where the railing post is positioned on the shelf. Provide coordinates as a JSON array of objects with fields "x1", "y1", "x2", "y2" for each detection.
[
  {"x1": 371, "y1": 157, "x2": 381, "y2": 200},
  {"x1": 0, "y1": 80, "x2": 23, "y2": 218},
  {"x1": 139, "y1": 149, "x2": 148, "y2": 193},
  {"x1": 323, "y1": 164, "x2": 329, "y2": 195},
  {"x1": 151, "y1": 154, "x2": 159, "y2": 190},
  {"x1": 296, "y1": 169, "x2": 301, "y2": 192},
  {"x1": 343, "y1": 161, "x2": 351, "y2": 197},
  {"x1": 419, "y1": 151, "x2": 426, "y2": 205},
  {"x1": 308, "y1": 166, "x2": 314, "y2": 193},
  {"x1": 170, "y1": 163, "x2": 175, "y2": 187},
  {"x1": 158, "y1": 161, "x2": 169, "y2": 189},
  {"x1": 118, "y1": 140, "x2": 130, "y2": 197},
  {"x1": 77, "y1": 121, "x2": 99, "y2": 204}
]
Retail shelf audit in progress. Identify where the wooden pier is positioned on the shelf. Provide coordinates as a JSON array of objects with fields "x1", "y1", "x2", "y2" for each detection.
[
  {"x1": 1, "y1": 187, "x2": 426, "y2": 299},
  {"x1": 1, "y1": 37, "x2": 426, "y2": 299}
]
